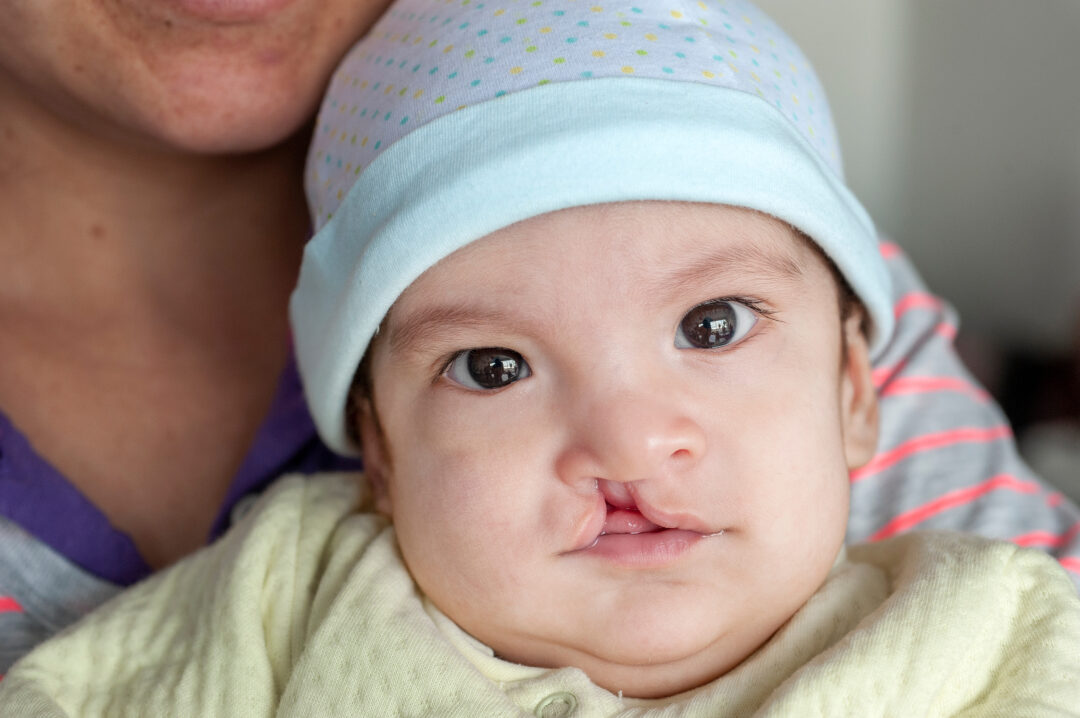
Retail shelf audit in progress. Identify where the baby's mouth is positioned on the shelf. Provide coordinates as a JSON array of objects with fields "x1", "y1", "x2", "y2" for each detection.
[{"x1": 565, "y1": 492, "x2": 724, "y2": 567}]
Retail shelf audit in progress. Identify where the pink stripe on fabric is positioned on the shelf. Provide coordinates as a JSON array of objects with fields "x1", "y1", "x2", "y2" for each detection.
[
  {"x1": 1061, "y1": 557, "x2": 1080, "y2": 575},
  {"x1": 879, "y1": 241, "x2": 901, "y2": 259},
  {"x1": 935, "y1": 322, "x2": 958, "y2": 340},
  {"x1": 868, "y1": 474, "x2": 1041, "y2": 541},
  {"x1": 872, "y1": 361, "x2": 909, "y2": 390},
  {"x1": 893, "y1": 292, "x2": 943, "y2": 319},
  {"x1": 851, "y1": 425, "x2": 1014, "y2": 484},
  {"x1": 879, "y1": 376, "x2": 991, "y2": 403},
  {"x1": 1012, "y1": 523, "x2": 1080, "y2": 549},
  {"x1": 0, "y1": 596, "x2": 23, "y2": 614},
  {"x1": 1048, "y1": 493, "x2": 1066, "y2": 508}
]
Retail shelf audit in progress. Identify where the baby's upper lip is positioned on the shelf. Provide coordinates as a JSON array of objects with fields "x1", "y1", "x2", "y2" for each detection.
[{"x1": 567, "y1": 487, "x2": 719, "y2": 552}]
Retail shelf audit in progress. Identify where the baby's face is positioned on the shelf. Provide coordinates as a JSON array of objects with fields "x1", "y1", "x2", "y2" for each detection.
[{"x1": 359, "y1": 202, "x2": 878, "y2": 698}]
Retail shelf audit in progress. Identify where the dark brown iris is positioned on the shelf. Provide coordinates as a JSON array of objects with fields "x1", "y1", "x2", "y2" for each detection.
[
  {"x1": 680, "y1": 301, "x2": 737, "y2": 348},
  {"x1": 466, "y1": 348, "x2": 525, "y2": 388}
]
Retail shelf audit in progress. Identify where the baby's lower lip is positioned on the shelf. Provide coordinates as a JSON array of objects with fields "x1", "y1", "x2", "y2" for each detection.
[{"x1": 577, "y1": 529, "x2": 706, "y2": 569}]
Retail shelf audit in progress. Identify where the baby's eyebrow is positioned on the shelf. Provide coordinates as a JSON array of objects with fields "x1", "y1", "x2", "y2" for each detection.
[
  {"x1": 645, "y1": 242, "x2": 806, "y2": 296},
  {"x1": 387, "y1": 302, "x2": 518, "y2": 357}
]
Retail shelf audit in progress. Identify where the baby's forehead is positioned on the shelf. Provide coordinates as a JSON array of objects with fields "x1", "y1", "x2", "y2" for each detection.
[{"x1": 386, "y1": 201, "x2": 832, "y2": 325}]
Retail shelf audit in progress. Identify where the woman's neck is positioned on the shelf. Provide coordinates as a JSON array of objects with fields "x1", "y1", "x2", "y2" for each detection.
[{"x1": 0, "y1": 71, "x2": 312, "y2": 569}]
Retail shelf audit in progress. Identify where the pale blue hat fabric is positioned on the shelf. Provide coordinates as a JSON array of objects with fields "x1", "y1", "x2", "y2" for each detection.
[{"x1": 293, "y1": 0, "x2": 894, "y2": 454}]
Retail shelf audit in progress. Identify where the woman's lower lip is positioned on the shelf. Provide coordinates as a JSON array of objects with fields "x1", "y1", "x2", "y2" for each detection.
[
  {"x1": 162, "y1": 0, "x2": 295, "y2": 23},
  {"x1": 575, "y1": 529, "x2": 707, "y2": 568}
]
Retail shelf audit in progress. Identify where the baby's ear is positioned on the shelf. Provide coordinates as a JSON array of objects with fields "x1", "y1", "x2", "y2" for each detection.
[
  {"x1": 356, "y1": 397, "x2": 394, "y2": 516},
  {"x1": 839, "y1": 311, "x2": 880, "y2": 471}
]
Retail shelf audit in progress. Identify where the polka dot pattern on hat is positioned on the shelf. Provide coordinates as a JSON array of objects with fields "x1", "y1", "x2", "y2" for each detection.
[{"x1": 307, "y1": 0, "x2": 841, "y2": 228}]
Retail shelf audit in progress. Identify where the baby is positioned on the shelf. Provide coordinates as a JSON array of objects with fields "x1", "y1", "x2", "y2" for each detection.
[{"x1": 2, "y1": 1, "x2": 1078, "y2": 715}]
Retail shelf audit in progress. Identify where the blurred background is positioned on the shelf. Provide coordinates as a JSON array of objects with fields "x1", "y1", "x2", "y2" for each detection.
[{"x1": 756, "y1": 0, "x2": 1080, "y2": 498}]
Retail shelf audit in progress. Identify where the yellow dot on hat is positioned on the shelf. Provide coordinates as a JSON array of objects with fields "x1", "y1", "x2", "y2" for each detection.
[
  {"x1": 622, "y1": 65, "x2": 634, "y2": 73},
  {"x1": 592, "y1": 49, "x2": 604, "y2": 57},
  {"x1": 510, "y1": 66, "x2": 523, "y2": 74}
]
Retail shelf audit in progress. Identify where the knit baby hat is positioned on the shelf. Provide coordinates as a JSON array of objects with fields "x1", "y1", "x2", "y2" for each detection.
[{"x1": 293, "y1": 0, "x2": 894, "y2": 454}]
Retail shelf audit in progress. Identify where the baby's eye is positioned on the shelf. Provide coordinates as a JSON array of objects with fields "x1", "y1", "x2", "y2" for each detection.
[
  {"x1": 444, "y1": 348, "x2": 531, "y2": 390},
  {"x1": 675, "y1": 299, "x2": 759, "y2": 349}
]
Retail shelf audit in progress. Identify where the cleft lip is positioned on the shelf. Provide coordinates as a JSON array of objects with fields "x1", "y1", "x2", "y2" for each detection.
[{"x1": 564, "y1": 485, "x2": 723, "y2": 554}]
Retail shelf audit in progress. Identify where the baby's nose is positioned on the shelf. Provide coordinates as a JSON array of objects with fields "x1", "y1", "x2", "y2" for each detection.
[{"x1": 555, "y1": 392, "x2": 706, "y2": 489}]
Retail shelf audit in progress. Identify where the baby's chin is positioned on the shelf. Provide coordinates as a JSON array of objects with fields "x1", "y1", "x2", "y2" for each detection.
[{"x1": 478, "y1": 597, "x2": 783, "y2": 699}]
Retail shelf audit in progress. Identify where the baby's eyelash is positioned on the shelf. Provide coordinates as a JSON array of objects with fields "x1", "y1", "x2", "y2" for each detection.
[{"x1": 719, "y1": 296, "x2": 780, "y2": 320}]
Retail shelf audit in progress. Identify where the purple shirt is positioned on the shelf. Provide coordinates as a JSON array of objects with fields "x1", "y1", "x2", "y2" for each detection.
[{"x1": 0, "y1": 353, "x2": 360, "y2": 587}]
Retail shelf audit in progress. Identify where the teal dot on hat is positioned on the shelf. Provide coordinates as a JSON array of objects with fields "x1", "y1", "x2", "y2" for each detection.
[
  {"x1": 662, "y1": 66, "x2": 673, "y2": 73},
  {"x1": 471, "y1": 79, "x2": 481, "y2": 86},
  {"x1": 449, "y1": 71, "x2": 459, "y2": 78},
  {"x1": 478, "y1": 29, "x2": 488, "y2": 36},
  {"x1": 581, "y1": 71, "x2": 593, "y2": 78},
  {"x1": 495, "y1": 90, "x2": 507, "y2": 97},
  {"x1": 500, "y1": 36, "x2": 511, "y2": 43},
  {"x1": 577, "y1": 20, "x2": 588, "y2": 27},
  {"x1": 553, "y1": 10, "x2": 565, "y2": 15},
  {"x1": 400, "y1": 116, "x2": 409, "y2": 125},
  {"x1": 631, "y1": 6, "x2": 642, "y2": 12},
  {"x1": 566, "y1": 37, "x2": 577, "y2": 43}
]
